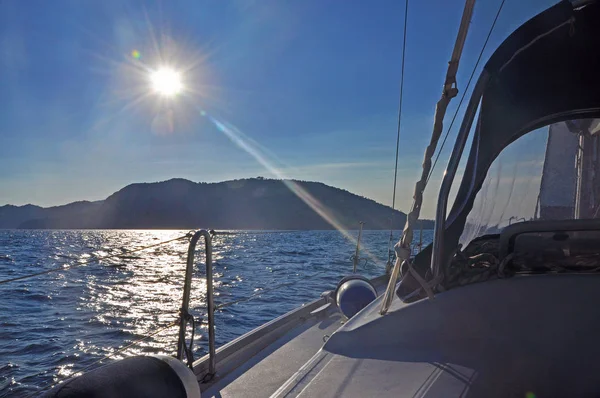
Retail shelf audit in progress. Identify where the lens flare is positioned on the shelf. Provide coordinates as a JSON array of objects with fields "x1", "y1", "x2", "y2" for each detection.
[
  {"x1": 131, "y1": 50, "x2": 141, "y2": 59},
  {"x1": 150, "y1": 67, "x2": 183, "y2": 97},
  {"x1": 194, "y1": 106, "x2": 380, "y2": 265}
]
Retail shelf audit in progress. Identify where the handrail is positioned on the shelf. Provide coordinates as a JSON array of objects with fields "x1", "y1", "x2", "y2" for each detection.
[{"x1": 176, "y1": 229, "x2": 216, "y2": 378}]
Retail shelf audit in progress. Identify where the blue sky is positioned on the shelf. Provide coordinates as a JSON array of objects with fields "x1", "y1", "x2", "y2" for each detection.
[{"x1": 0, "y1": 0, "x2": 555, "y2": 217}]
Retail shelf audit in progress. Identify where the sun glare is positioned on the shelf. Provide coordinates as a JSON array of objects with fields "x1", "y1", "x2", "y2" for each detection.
[{"x1": 150, "y1": 67, "x2": 183, "y2": 97}]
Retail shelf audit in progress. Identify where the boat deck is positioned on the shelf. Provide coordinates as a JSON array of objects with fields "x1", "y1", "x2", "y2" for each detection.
[
  {"x1": 197, "y1": 275, "x2": 389, "y2": 398},
  {"x1": 203, "y1": 313, "x2": 342, "y2": 398}
]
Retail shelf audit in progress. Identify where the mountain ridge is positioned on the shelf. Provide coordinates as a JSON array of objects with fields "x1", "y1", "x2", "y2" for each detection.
[{"x1": 0, "y1": 178, "x2": 433, "y2": 230}]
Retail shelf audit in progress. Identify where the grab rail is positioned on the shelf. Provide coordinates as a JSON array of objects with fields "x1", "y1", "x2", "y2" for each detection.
[{"x1": 176, "y1": 229, "x2": 216, "y2": 378}]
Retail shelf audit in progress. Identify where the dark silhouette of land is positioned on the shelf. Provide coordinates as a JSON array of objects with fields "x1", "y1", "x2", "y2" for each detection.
[{"x1": 0, "y1": 178, "x2": 433, "y2": 230}]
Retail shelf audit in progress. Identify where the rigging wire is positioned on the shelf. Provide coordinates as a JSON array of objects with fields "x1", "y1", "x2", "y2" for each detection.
[
  {"x1": 19, "y1": 232, "x2": 193, "y2": 395},
  {"x1": 216, "y1": 282, "x2": 295, "y2": 309},
  {"x1": 215, "y1": 270, "x2": 325, "y2": 309},
  {"x1": 0, "y1": 232, "x2": 192, "y2": 286},
  {"x1": 425, "y1": 0, "x2": 506, "y2": 186},
  {"x1": 32, "y1": 267, "x2": 327, "y2": 395},
  {"x1": 388, "y1": 0, "x2": 410, "y2": 263}
]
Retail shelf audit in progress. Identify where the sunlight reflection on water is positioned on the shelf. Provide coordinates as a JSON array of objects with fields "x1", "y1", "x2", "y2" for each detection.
[{"x1": 0, "y1": 229, "x2": 432, "y2": 396}]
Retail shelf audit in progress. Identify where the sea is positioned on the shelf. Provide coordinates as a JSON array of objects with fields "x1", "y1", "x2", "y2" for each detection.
[{"x1": 0, "y1": 229, "x2": 432, "y2": 397}]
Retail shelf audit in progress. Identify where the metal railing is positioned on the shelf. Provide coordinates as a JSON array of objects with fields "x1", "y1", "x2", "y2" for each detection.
[{"x1": 176, "y1": 229, "x2": 216, "y2": 378}]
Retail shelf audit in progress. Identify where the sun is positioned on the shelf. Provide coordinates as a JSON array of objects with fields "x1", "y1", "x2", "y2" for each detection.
[{"x1": 150, "y1": 67, "x2": 183, "y2": 97}]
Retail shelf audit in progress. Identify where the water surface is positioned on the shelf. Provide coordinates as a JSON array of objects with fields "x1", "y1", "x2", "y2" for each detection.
[{"x1": 0, "y1": 229, "x2": 432, "y2": 397}]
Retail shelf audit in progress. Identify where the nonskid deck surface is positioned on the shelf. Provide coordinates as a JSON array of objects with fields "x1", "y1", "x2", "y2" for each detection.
[
  {"x1": 200, "y1": 276, "x2": 389, "y2": 398},
  {"x1": 199, "y1": 275, "x2": 600, "y2": 397},
  {"x1": 277, "y1": 275, "x2": 600, "y2": 397},
  {"x1": 202, "y1": 313, "x2": 343, "y2": 398}
]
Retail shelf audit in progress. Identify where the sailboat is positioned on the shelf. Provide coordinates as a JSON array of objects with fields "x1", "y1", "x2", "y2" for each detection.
[{"x1": 33, "y1": 0, "x2": 600, "y2": 396}]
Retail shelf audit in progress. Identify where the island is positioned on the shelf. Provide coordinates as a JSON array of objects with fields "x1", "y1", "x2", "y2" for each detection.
[{"x1": 0, "y1": 178, "x2": 433, "y2": 230}]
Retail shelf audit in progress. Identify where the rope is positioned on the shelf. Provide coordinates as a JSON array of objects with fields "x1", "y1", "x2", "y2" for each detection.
[
  {"x1": 388, "y1": 0, "x2": 410, "y2": 269},
  {"x1": 0, "y1": 233, "x2": 192, "y2": 286},
  {"x1": 182, "y1": 312, "x2": 196, "y2": 369},
  {"x1": 380, "y1": 0, "x2": 480, "y2": 315},
  {"x1": 426, "y1": 0, "x2": 506, "y2": 186},
  {"x1": 29, "y1": 321, "x2": 179, "y2": 397}
]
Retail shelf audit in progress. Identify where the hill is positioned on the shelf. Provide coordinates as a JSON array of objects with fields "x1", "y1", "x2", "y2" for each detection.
[{"x1": 0, "y1": 178, "x2": 433, "y2": 230}]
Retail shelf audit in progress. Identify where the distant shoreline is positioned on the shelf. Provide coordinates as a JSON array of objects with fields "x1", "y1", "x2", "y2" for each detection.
[{"x1": 0, "y1": 177, "x2": 434, "y2": 230}]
